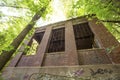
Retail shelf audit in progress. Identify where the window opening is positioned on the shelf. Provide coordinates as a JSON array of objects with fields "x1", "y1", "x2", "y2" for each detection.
[
  {"x1": 73, "y1": 22, "x2": 95, "y2": 50},
  {"x1": 26, "y1": 32, "x2": 45, "y2": 55},
  {"x1": 34, "y1": 32, "x2": 45, "y2": 44},
  {"x1": 47, "y1": 28, "x2": 65, "y2": 53}
]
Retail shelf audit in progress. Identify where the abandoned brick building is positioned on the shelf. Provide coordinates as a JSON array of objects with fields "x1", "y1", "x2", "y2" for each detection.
[{"x1": 2, "y1": 16, "x2": 120, "y2": 80}]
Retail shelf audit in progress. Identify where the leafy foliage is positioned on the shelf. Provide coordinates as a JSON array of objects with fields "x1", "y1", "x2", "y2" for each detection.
[{"x1": 0, "y1": 17, "x2": 31, "y2": 52}]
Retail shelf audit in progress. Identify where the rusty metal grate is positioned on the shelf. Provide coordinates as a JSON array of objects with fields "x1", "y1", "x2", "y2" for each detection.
[
  {"x1": 73, "y1": 22, "x2": 94, "y2": 50},
  {"x1": 34, "y1": 32, "x2": 45, "y2": 44},
  {"x1": 47, "y1": 28, "x2": 65, "y2": 53}
]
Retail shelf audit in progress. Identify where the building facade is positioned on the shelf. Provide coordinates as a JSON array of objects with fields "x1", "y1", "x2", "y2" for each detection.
[{"x1": 2, "y1": 16, "x2": 120, "y2": 80}]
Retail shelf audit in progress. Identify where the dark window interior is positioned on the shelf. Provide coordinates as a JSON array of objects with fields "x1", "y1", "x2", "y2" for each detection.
[
  {"x1": 34, "y1": 32, "x2": 45, "y2": 44},
  {"x1": 73, "y1": 22, "x2": 94, "y2": 50},
  {"x1": 47, "y1": 28, "x2": 65, "y2": 53}
]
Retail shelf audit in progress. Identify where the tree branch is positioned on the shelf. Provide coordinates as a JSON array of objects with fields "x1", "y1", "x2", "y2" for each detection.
[
  {"x1": 101, "y1": 20, "x2": 120, "y2": 23},
  {"x1": 110, "y1": 9, "x2": 120, "y2": 15},
  {"x1": 115, "y1": 23, "x2": 120, "y2": 27},
  {"x1": 0, "y1": 4, "x2": 29, "y2": 9},
  {"x1": 111, "y1": 25, "x2": 120, "y2": 34},
  {"x1": 1, "y1": 14, "x2": 22, "y2": 18}
]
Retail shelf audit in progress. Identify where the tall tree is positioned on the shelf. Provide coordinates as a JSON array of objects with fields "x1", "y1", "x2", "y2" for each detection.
[{"x1": 0, "y1": 0, "x2": 51, "y2": 71}]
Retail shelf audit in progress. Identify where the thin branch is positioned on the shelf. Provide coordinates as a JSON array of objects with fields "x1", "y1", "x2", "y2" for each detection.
[
  {"x1": 110, "y1": 8, "x2": 120, "y2": 15},
  {"x1": 101, "y1": 20, "x2": 120, "y2": 23},
  {"x1": 1, "y1": 15, "x2": 22, "y2": 18},
  {"x1": 115, "y1": 23, "x2": 120, "y2": 27},
  {"x1": 111, "y1": 25, "x2": 120, "y2": 34},
  {"x1": 0, "y1": 4, "x2": 29, "y2": 10}
]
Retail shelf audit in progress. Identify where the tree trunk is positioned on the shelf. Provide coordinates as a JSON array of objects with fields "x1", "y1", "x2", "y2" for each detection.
[{"x1": 0, "y1": 6, "x2": 47, "y2": 71}]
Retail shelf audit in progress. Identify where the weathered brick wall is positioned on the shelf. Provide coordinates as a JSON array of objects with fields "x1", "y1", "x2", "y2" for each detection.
[{"x1": 78, "y1": 49, "x2": 111, "y2": 65}]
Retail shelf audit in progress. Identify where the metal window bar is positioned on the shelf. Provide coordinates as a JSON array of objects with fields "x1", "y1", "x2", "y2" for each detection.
[
  {"x1": 73, "y1": 22, "x2": 94, "y2": 50},
  {"x1": 47, "y1": 28, "x2": 65, "y2": 53}
]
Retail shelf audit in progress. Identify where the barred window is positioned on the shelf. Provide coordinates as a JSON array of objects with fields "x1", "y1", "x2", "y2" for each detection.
[
  {"x1": 73, "y1": 22, "x2": 95, "y2": 50},
  {"x1": 47, "y1": 28, "x2": 65, "y2": 53}
]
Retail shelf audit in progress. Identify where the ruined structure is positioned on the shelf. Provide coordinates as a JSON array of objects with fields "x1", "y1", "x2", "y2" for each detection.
[{"x1": 2, "y1": 16, "x2": 120, "y2": 80}]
